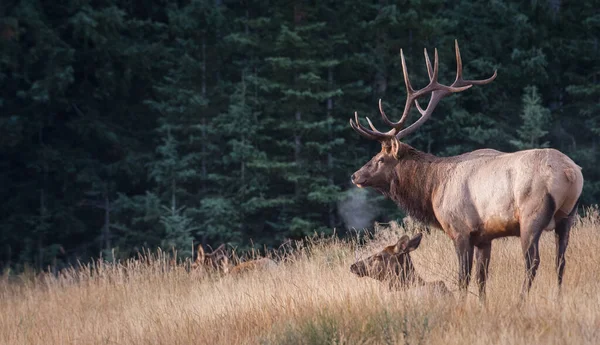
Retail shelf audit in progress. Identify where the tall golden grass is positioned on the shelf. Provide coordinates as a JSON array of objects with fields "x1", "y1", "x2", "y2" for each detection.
[{"x1": 1, "y1": 207, "x2": 600, "y2": 345}]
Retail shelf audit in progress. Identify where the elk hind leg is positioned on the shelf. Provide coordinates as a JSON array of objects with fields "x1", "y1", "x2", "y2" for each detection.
[
  {"x1": 520, "y1": 195, "x2": 556, "y2": 300},
  {"x1": 555, "y1": 201, "x2": 578, "y2": 292},
  {"x1": 475, "y1": 242, "x2": 491, "y2": 304}
]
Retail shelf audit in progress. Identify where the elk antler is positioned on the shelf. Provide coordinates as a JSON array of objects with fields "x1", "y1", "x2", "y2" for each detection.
[{"x1": 350, "y1": 40, "x2": 497, "y2": 141}]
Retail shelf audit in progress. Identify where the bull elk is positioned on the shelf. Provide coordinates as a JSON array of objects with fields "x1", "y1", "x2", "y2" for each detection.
[
  {"x1": 192, "y1": 244, "x2": 230, "y2": 274},
  {"x1": 349, "y1": 40, "x2": 583, "y2": 302},
  {"x1": 351, "y1": 233, "x2": 452, "y2": 296}
]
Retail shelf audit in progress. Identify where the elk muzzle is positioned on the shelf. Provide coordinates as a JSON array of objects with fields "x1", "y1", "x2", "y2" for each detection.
[{"x1": 351, "y1": 170, "x2": 368, "y2": 188}]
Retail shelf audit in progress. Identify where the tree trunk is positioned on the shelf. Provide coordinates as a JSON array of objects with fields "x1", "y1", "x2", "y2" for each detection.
[
  {"x1": 103, "y1": 192, "x2": 111, "y2": 255},
  {"x1": 201, "y1": 36, "x2": 207, "y2": 191},
  {"x1": 171, "y1": 176, "x2": 176, "y2": 215},
  {"x1": 38, "y1": 126, "x2": 47, "y2": 270},
  {"x1": 295, "y1": 110, "x2": 302, "y2": 197},
  {"x1": 38, "y1": 189, "x2": 45, "y2": 270},
  {"x1": 327, "y1": 67, "x2": 335, "y2": 228}
]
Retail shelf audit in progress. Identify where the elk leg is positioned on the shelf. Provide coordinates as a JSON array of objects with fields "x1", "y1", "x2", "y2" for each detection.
[
  {"x1": 555, "y1": 217, "x2": 572, "y2": 291},
  {"x1": 519, "y1": 198, "x2": 555, "y2": 301},
  {"x1": 520, "y1": 233, "x2": 541, "y2": 299},
  {"x1": 454, "y1": 236, "x2": 474, "y2": 299},
  {"x1": 475, "y1": 242, "x2": 492, "y2": 303}
]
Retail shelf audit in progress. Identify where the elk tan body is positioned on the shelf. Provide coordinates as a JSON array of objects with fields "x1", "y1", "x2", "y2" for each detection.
[
  {"x1": 229, "y1": 258, "x2": 278, "y2": 275},
  {"x1": 351, "y1": 233, "x2": 452, "y2": 297},
  {"x1": 349, "y1": 41, "x2": 583, "y2": 302}
]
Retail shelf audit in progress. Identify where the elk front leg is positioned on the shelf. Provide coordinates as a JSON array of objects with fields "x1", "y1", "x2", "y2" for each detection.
[
  {"x1": 520, "y1": 233, "x2": 541, "y2": 301},
  {"x1": 454, "y1": 235, "x2": 474, "y2": 299},
  {"x1": 475, "y1": 242, "x2": 492, "y2": 303}
]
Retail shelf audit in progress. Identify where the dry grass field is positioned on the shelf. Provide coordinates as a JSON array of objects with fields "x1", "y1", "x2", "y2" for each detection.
[{"x1": 1, "y1": 207, "x2": 600, "y2": 345}]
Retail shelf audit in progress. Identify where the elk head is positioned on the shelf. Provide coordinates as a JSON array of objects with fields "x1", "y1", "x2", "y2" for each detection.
[
  {"x1": 350, "y1": 40, "x2": 497, "y2": 190},
  {"x1": 350, "y1": 233, "x2": 423, "y2": 288},
  {"x1": 192, "y1": 244, "x2": 230, "y2": 273}
]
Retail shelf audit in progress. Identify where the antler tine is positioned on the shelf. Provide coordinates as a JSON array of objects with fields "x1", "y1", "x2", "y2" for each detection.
[
  {"x1": 350, "y1": 112, "x2": 395, "y2": 141},
  {"x1": 361, "y1": 112, "x2": 397, "y2": 137},
  {"x1": 415, "y1": 48, "x2": 435, "y2": 118},
  {"x1": 452, "y1": 39, "x2": 498, "y2": 87},
  {"x1": 431, "y1": 48, "x2": 439, "y2": 83},
  {"x1": 365, "y1": 117, "x2": 380, "y2": 132},
  {"x1": 424, "y1": 48, "x2": 434, "y2": 80},
  {"x1": 392, "y1": 48, "x2": 421, "y2": 130},
  {"x1": 400, "y1": 49, "x2": 414, "y2": 94},
  {"x1": 378, "y1": 99, "x2": 398, "y2": 128},
  {"x1": 453, "y1": 40, "x2": 464, "y2": 86}
]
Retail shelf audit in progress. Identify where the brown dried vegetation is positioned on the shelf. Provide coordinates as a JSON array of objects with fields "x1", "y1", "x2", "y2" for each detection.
[{"x1": 1, "y1": 209, "x2": 599, "y2": 344}]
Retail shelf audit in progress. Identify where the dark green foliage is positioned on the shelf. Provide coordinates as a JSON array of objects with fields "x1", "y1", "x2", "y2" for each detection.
[
  {"x1": 0, "y1": 0, "x2": 598, "y2": 269},
  {"x1": 510, "y1": 86, "x2": 551, "y2": 150}
]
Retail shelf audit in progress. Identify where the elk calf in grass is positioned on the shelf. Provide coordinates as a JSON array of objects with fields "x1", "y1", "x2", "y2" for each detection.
[
  {"x1": 349, "y1": 40, "x2": 583, "y2": 303},
  {"x1": 192, "y1": 244, "x2": 230, "y2": 274},
  {"x1": 351, "y1": 233, "x2": 452, "y2": 296}
]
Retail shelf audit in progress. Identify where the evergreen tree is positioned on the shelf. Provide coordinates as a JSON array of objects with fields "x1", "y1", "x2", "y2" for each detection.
[
  {"x1": 510, "y1": 86, "x2": 551, "y2": 150},
  {"x1": 0, "y1": 0, "x2": 599, "y2": 269}
]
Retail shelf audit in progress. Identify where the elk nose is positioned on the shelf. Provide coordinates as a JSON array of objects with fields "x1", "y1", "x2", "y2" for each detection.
[{"x1": 351, "y1": 173, "x2": 356, "y2": 182}]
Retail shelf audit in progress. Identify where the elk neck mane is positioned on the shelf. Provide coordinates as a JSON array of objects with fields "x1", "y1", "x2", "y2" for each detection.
[
  {"x1": 390, "y1": 254, "x2": 425, "y2": 290},
  {"x1": 382, "y1": 142, "x2": 451, "y2": 228}
]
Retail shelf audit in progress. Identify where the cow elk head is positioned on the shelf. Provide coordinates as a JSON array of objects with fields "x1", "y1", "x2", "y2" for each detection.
[
  {"x1": 192, "y1": 244, "x2": 230, "y2": 274},
  {"x1": 351, "y1": 233, "x2": 424, "y2": 287}
]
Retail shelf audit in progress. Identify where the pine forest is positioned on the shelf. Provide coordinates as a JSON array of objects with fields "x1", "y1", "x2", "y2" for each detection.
[{"x1": 0, "y1": 0, "x2": 598, "y2": 270}]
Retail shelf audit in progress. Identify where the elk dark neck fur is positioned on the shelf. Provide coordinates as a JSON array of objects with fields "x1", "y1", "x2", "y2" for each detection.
[
  {"x1": 388, "y1": 256, "x2": 425, "y2": 290},
  {"x1": 381, "y1": 142, "x2": 447, "y2": 228}
]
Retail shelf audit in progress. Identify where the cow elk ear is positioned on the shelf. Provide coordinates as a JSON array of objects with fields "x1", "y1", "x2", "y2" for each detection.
[
  {"x1": 394, "y1": 233, "x2": 423, "y2": 253},
  {"x1": 196, "y1": 244, "x2": 205, "y2": 263},
  {"x1": 394, "y1": 235, "x2": 411, "y2": 254},
  {"x1": 404, "y1": 233, "x2": 423, "y2": 252}
]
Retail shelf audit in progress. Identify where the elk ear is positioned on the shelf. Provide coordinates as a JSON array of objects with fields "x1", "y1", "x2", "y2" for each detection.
[
  {"x1": 196, "y1": 244, "x2": 205, "y2": 263},
  {"x1": 212, "y1": 244, "x2": 226, "y2": 255},
  {"x1": 390, "y1": 137, "x2": 400, "y2": 157},
  {"x1": 393, "y1": 235, "x2": 411, "y2": 254},
  {"x1": 382, "y1": 138, "x2": 400, "y2": 157},
  {"x1": 394, "y1": 233, "x2": 423, "y2": 253},
  {"x1": 404, "y1": 233, "x2": 423, "y2": 252},
  {"x1": 220, "y1": 256, "x2": 230, "y2": 272}
]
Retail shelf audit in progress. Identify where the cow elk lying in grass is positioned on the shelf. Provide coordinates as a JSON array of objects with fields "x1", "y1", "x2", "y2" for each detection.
[
  {"x1": 191, "y1": 244, "x2": 230, "y2": 274},
  {"x1": 349, "y1": 40, "x2": 583, "y2": 303},
  {"x1": 191, "y1": 243, "x2": 278, "y2": 276},
  {"x1": 351, "y1": 233, "x2": 452, "y2": 297}
]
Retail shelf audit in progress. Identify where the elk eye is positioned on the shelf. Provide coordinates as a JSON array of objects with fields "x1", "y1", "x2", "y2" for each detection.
[{"x1": 378, "y1": 157, "x2": 384, "y2": 163}]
